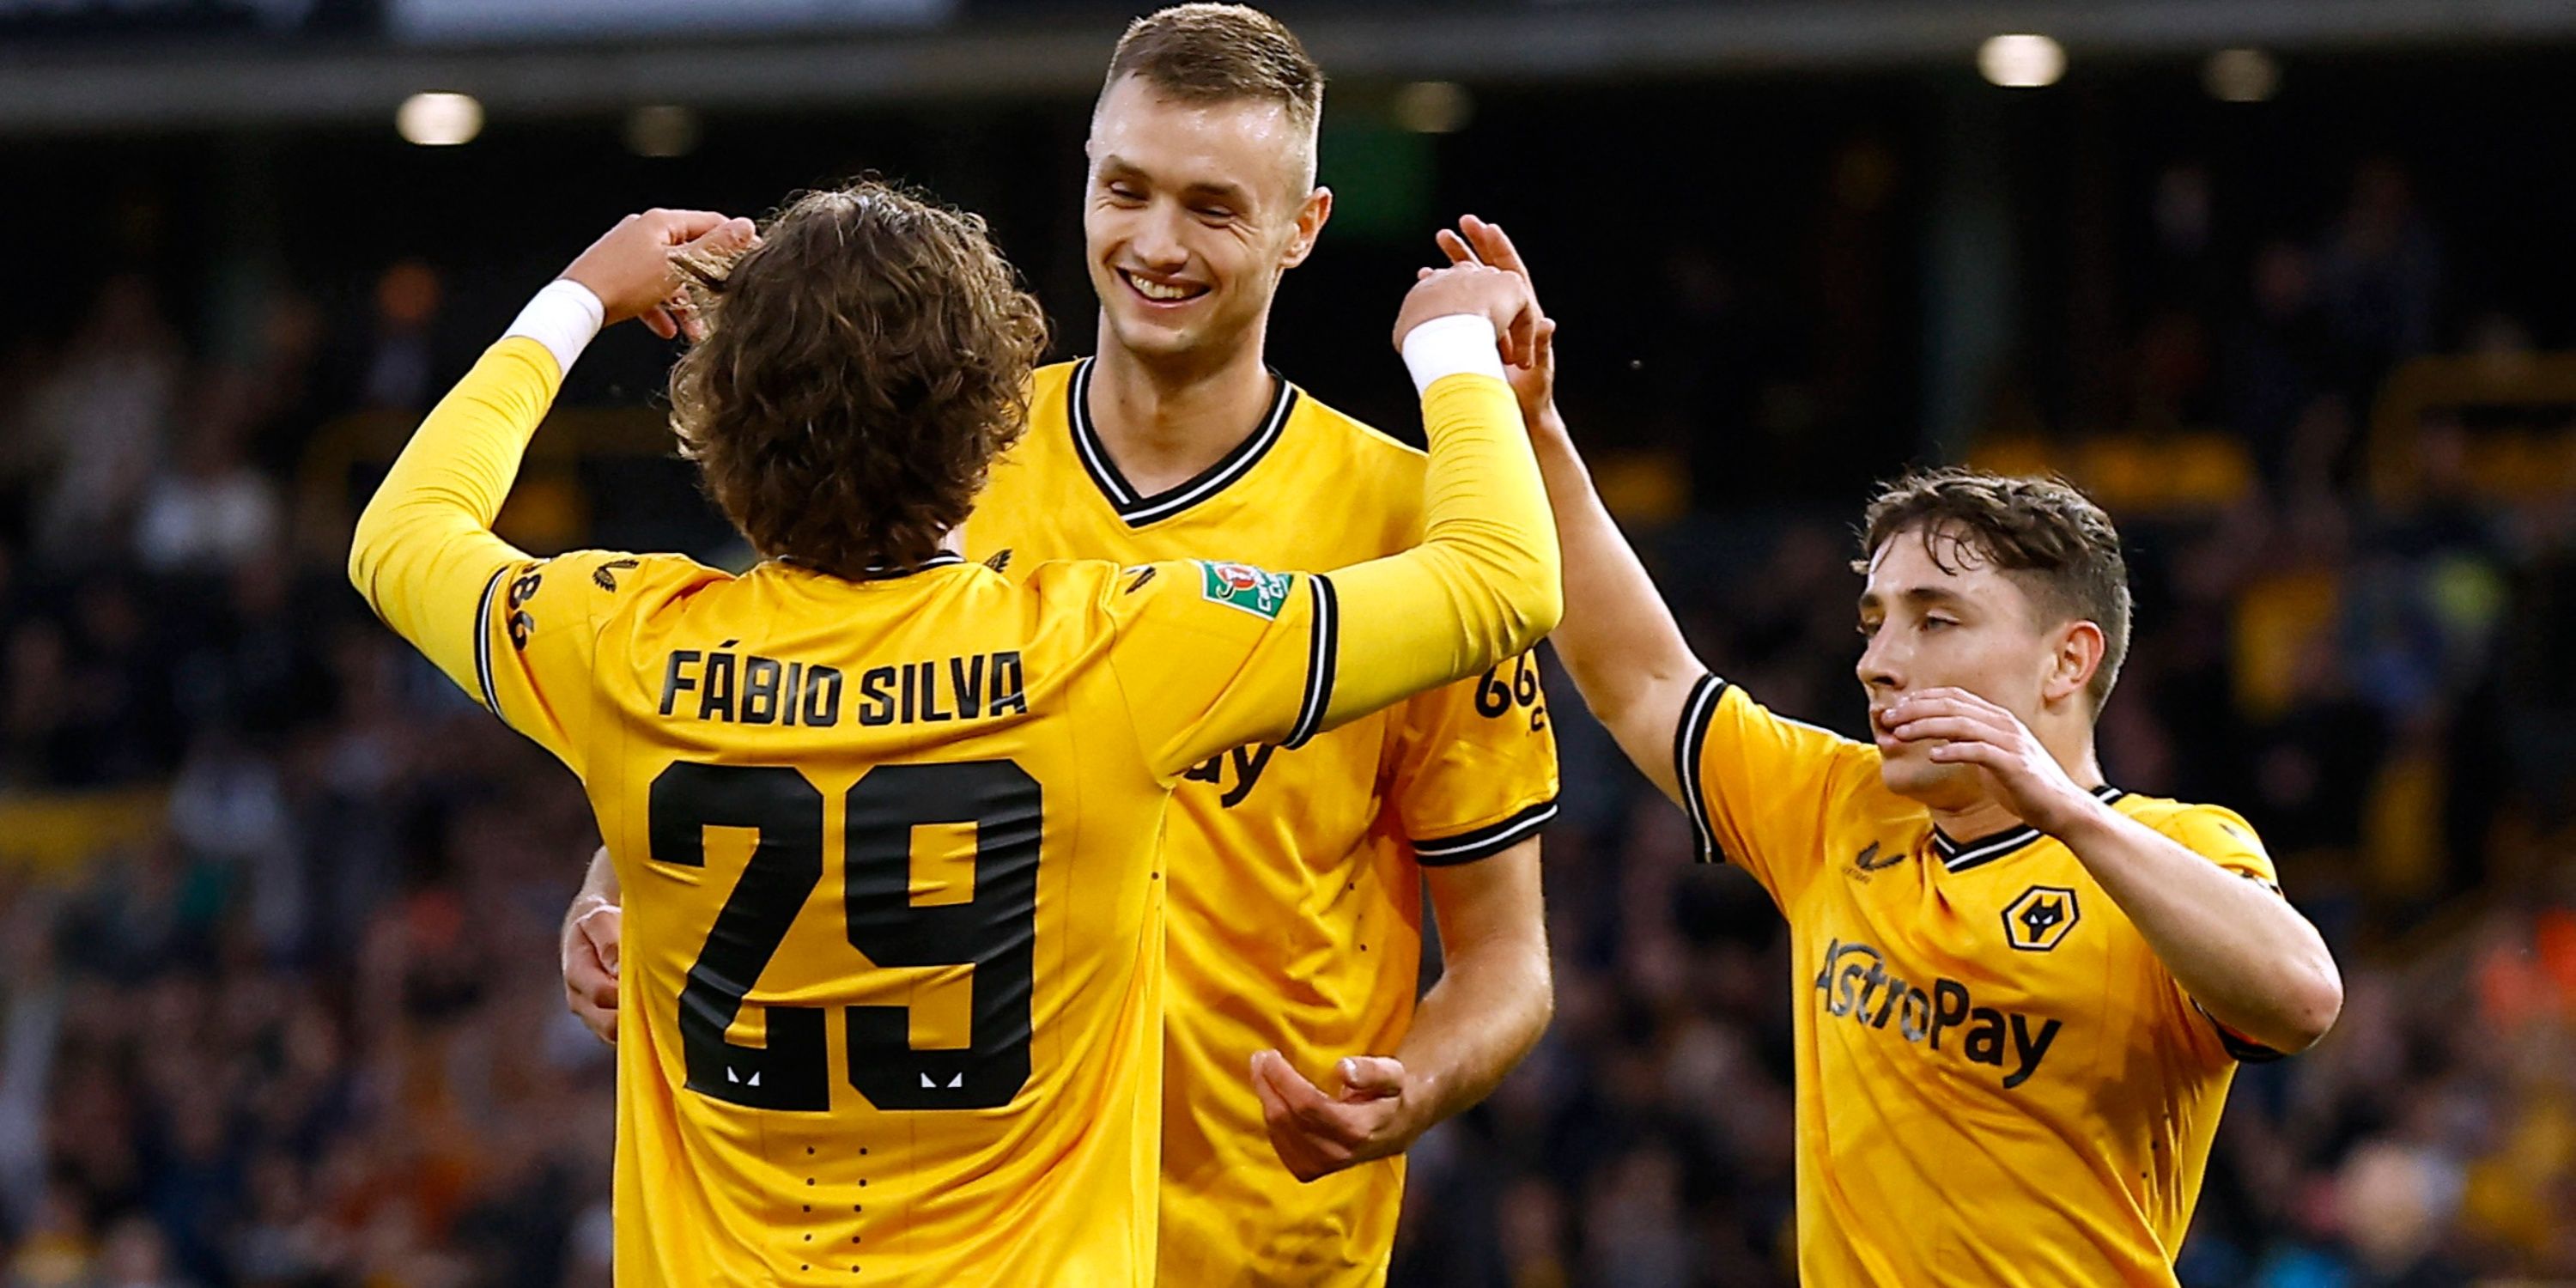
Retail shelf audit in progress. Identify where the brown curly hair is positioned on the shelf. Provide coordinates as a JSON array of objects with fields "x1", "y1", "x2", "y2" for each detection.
[
  {"x1": 1857, "y1": 467, "x2": 2134, "y2": 711},
  {"x1": 667, "y1": 180, "x2": 1050, "y2": 578}
]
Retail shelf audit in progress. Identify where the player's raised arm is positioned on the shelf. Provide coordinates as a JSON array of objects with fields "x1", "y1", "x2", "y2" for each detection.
[
  {"x1": 1431, "y1": 217, "x2": 1705, "y2": 804},
  {"x1": 1435, "y1": 218, "x2": 1869, "y2": 905},
  {"x1": 1309, "y1": 265, "x2": 1563, "y2": 722},
  {"x1": 1109, "y1": 263, "x2": 1562, "y2": 778},
  {"x1": 1522, "y1": 371, "x2": 1709, "y2": 806},
  {"x1": 348, "y1": 210, "x2": 752, "y2": 765}
]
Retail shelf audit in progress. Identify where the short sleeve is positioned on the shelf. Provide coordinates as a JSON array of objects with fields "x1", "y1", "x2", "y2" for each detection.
[
  {"x1": 471, "y1": 549, "x2": 709, "y2": 777},
  {"x1": 2146, "y1": 803, "x2": 2291, "y2": 1063},
  {"x1": 1389, "y1": 652, "x2": 1560, "y2": 866},
  {"x1": 2148, "y1": 804, "x2": 2282, "y2": 893},
  {"x1": 1673, "y1": 675, "x2": 1874, "y2": 905},
  {"x1": 1098, "y1": 559, "x2": 1334, "y2": 781}
]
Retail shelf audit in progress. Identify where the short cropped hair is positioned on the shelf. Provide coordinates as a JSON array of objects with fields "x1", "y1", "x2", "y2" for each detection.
[
  {"x1": 667, "y1": 180, "x2": 1049, "y2": 578},
  {"x1": 1858, "y1": 468, "x2": 2135, "y2": 710},
  {"x1": 1103, "y1": 4, "x2": 1325, "y2": 173}
]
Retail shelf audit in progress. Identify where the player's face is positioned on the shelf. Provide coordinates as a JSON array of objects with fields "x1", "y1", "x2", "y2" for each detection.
[
  {"x1": 1084, "y1": 76, "x2": 1327, "y2": 362},
  {"x1": 1856, "y1": 526, "x2": 2063, "y2": 807}
]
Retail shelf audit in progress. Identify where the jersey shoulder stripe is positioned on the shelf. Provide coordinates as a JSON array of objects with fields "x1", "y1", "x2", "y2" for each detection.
[
  {"x1": 1674, "y1": 673, "x2": 1728, "y2": 862},
  {"x1": 2191, "y1": 997, "x2": 2289, "y2": 1063},
  {"x1": 1413, "y1": 797, "x2": 1558, "y2": 865},
  {"x1": 472, "y1": 565, "x2": 508, "y2": 715},
  {"x1": 1285, "y1": 574, "x2": 1339, "y2": 749}
]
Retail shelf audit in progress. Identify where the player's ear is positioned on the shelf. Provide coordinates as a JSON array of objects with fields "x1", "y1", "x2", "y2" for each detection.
[
  {"x1": 1281, "y1": 186, "x2": 1332, "y2": 270},
  {"x1": 2044, "y1": 619, "x2": 2105, "y2": 708}
]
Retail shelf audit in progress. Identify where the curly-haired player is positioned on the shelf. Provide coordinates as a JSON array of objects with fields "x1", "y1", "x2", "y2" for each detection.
[
  {"x1": 561, "y1": 10, "x2": 1566, "y2": 1285},
  {"x1": 349, "y1": 184, "x2": 1558, "y2": 1285}
]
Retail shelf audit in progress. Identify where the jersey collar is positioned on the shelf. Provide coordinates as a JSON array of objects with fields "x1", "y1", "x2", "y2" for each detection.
[
  {"x1": 1931, "y1": 784, "x2": 2126, "y2": 873},
  {"x1": 856, "y1": 551, "x2": 967, "y2": 580},
  {"x1": 1066, "y1": 355, "x2": 1297, "y2": 528},
  {"x1": 775, "y1": 551, "x2": 968, "y2": 581}
]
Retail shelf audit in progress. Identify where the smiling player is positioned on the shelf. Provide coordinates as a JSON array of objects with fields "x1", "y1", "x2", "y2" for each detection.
[
  {"x1": 353, "y1": 192, "x2": 1556, "y2": 1285},
  {"x1": 558, "y1": 8, "x2": 1561, "y2": 1285},
  {"x1": 1437, "y1": 216, "x2": 2343, "y2": 1285}
]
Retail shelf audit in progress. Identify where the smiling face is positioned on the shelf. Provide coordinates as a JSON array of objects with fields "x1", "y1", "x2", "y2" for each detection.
[
  {"x1": 1084, "y1": 74, "x2": 1329, "y2": 365},
  {"x1": 1856, "y1": 524, "x2": 2104, "y2": 808}
]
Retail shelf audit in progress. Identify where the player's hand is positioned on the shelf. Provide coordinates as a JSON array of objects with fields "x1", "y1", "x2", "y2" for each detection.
[
  {"x1": 1394, "y1": 263, "x2": 1539, "y2": 368},
  {"x1": 562, "y1": 209, "x2": 759, "y2": 342},
  {"x1": 1249, "y1": 1049, "x2": 1423, "y2": 1182},
  {"x1": 1432, "y1": 215, "x2": 1560, "y2": 431},
  {"x1": 562, "y1": 886, "x2": 623, "y2": 1045},
  {"x1": 1879, "y1": 687, "x2": 2106, "y2": 835}
]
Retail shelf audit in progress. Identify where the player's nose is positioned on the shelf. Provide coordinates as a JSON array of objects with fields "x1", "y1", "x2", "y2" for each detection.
[
  {"x1": 1128, "y1": 206, "x2": 1190, "y2": 269},
  {"x1": 1856, "y1": 635, "x2": 1903, "y2": 693}
]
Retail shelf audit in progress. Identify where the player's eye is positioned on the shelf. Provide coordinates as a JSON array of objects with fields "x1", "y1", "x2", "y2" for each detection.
[
  {"x1": 1107, "y1": 184, "x2": 1145, "y2": 203},
  {"x1": 1193, "y1": 206, "x2": 1234, "y2": 223},
  {"x1": 1923, "y1": 616, "x2": 1957, "y2": 631},
  {"x1": 1856, "y1": 621, "x2": 1880, "y2": 639}
]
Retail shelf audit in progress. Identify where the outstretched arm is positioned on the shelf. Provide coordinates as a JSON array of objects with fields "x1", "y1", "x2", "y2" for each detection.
[
  {"x1": 1291, "y1": 267, "x2": 1564, "y2": 733},
  {"x1": 1526, "y1": 409, "x2": 1705, "y2": 803},
  {"x1": 1437, "y1": 217, "x2": 1705, "y2": 804},
  {"x1": 1132, "y1": 264, "x2": 1564, "y2": 777}
]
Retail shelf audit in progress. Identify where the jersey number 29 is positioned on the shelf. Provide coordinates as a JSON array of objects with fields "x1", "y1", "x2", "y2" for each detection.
[{"x1": 647, "y1": 759, "x2": 1042, "y2": 1113}]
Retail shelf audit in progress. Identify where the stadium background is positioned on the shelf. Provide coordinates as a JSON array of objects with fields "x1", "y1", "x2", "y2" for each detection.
[{"x1": 3, "y1": 1, "x2": 2574, "y2": 1284}]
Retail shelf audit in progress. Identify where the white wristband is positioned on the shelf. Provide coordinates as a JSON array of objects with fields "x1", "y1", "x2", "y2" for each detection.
[
  {"x1": 1400, "y1": 313, "x2": 1509, "y2": 396},
  {"x1": 504, "y1": 278, "x2": 608, "y2": 375}
]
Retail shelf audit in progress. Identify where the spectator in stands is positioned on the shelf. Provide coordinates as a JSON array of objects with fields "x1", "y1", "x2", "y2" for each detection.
[
  {"x1": 133, "y1": 384, "x2": 282, "y2": 579},
  {"x1": 22, "y1": 276, "x2": 179, "y2": 569}
]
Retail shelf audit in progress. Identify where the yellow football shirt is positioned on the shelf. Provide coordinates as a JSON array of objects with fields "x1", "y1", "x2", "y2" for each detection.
[
  {"x1": 965, "y1": 359, "x2": 1560, "y2": 1285},
  {"x1": 348, "y1": 337, "x2": 1556, "y2": 1288},
  {"x1": 1672, "y1": 675, "x2": 2283, "y2": 1287}
]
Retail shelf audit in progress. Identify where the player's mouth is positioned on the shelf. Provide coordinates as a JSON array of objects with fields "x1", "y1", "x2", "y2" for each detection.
[{"x1": 1120, "y1": 269, "x2": 1210, "y2": 307}]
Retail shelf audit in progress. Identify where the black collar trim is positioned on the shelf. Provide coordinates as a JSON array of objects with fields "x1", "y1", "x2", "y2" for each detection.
[
  {"x1": 856, "y1": 551, "x2": 966, "y2": 580},
  {"x1": 781, "y1": 551, "x2": 968, "y2": 582},
  {"x1": 1932, "y1": 784, "x2": 2125, "y2": 873},
  {"x1": 1067, "y1": 355, "x2": 1296, "y2": 528}
]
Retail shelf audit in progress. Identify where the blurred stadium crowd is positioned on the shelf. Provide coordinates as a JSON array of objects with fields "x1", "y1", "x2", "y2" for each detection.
[{"x1": 3, "y1": 133, "x2": 2575, "y2": 1288}]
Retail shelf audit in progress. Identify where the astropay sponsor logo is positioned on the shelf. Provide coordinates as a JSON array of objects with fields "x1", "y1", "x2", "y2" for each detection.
[{"x1": 1813, "y1": 938, "x2": 2063, "y2": 1090}]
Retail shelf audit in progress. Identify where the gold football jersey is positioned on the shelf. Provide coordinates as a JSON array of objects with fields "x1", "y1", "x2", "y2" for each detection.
[
  {"x1": 1673, "y1": 676, "x2": 2282, "y2": 1287},
  {"x1": 349, "y1": 338, "x2": 1556, "y2": 1288},
  {"x1": 966, "y1": 360, "x2": 1560, "y2": 1285}
]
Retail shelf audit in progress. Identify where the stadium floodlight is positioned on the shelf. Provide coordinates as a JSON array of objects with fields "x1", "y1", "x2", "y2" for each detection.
[
  {"x1": 398, "y1": 92, "x2": 483, "y2": 146},
  {"x1": 2204, "y1": 48, "x2": 2281, "y2": 102},
  {"x1": 625, "y1": 105, "x2": 702, "y2": 158},
  {"x1": 1392, "y1": 82, "x2": 1473, "y2": 135},
  {"x1": 1978, "y1": 34, "x2": 2065, "y2": 88}
]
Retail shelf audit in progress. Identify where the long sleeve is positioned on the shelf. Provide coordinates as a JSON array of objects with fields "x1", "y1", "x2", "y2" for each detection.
[
  {"x1": 347, "y1": 337, "x2": 561, "y2": 710},
  {"x1": 1103, "y1": 366, "x2": 1563, "y2": 780},
  {"x1": 1315, "y1": 369, "x2": 1562, "y2": 727}
]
